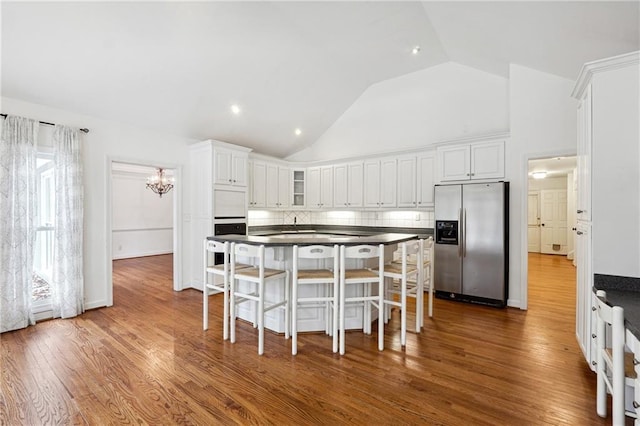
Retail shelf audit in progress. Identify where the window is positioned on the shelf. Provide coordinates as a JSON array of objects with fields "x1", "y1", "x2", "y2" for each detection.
[{"x1": 33, "y1": 153, "x2": 54, "y2": 309}]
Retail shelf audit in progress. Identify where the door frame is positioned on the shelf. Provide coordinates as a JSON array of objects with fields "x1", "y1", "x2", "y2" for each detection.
[
  {"x1": 521, "y1": 149, "x2": 575, "y2": 310},
  {"x1": 105, "y1": 156, "x2": 183, "y2": 307}
]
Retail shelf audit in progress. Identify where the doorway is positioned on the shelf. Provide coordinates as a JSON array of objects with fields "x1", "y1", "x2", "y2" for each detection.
[
  {"x1": 106, "y1": 158, "x2": 182, "y2": 307},
  {"x1": 526, "y1": 155, "x2": 577, "y2": 307}
]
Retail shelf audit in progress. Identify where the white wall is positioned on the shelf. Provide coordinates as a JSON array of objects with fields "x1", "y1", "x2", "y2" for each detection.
[
  {"x1": 287, "y1": 62, "x2": 509, "y2": 162},
  {"x1": 508, "y1": 65, "x2": 578, "y2": 308},
  {"x1": 2, "y1": 96, "x2": 194, "y2": 310},
  {"x1": 112, "y1": 165, "x2": 173, "y2": 260}
]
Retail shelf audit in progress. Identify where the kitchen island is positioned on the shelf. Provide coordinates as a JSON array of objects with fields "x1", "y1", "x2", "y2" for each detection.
[{"x1": 207, "y1": 231, "x2": 419, "y2": 333}]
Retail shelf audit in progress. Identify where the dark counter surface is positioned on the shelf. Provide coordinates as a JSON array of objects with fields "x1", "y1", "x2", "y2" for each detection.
[
  {"x1": 594, "y1": 274, "x2": 640, "y2": 339},
  {"x1": 249, "y1": 224, "x2": 433, "y2": 239},
  {"x1": 207, "y1": 232, "x2": 419, "y2": 247}
]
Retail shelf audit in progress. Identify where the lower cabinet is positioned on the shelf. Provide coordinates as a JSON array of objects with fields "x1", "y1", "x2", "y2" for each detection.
[{"x1": 576, "y1": 220, "x2": 595, "y2": 370}]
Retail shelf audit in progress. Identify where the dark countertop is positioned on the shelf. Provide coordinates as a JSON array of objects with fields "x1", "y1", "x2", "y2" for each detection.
[
  {"x1": 594, "y1": 274, "x2": 640, "y2": 339},
  {"x1": 249, "y1": 224, "x2": 433, "y2": 239},
  {"x1": 207, "y1": 232, "x2": 419, "y2": 247}
]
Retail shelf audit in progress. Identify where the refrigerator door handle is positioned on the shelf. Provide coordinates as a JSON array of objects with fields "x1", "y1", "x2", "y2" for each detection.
[
  {"x1": 458, "y1": 208, "x2": 463, "y2": 257},
  {"x1": 462, "y1": 208, "x2": 467, "y2": 257}
]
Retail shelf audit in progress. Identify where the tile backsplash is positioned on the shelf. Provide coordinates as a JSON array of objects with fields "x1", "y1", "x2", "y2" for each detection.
[{"x1": 249, "y1": 209, "x2": 434, "y2": 229}]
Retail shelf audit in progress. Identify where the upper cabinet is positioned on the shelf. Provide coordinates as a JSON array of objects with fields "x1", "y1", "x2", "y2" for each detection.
[
  {"x1": 396, "y1": 155, "x2": 417, "y2": 208},
  {"x1": 437, "y1": 140, "x2": 505, "y2": 182},
  {"x1": 249, "y1": 160, "x2": 267, "y2": 208},
  {"x1": 364, "y1": 157, "x2": 397, "y2": 208},
  {"x1": 417, "y1": 152, "x2": 436, "y2": 207},
  {"x1": 291, "y1": 169, "x2": 305, "y2": 208},
  {"x1": 307, "y1": 166, "x2": 333, "y2": 209},
  {"x1": 334, "y1": 162, "x2": 364, "y2": 208},
  {"x1": 213, "y1": 146, "x2": 249, "y2": 187},
  {"x1": 265, "y1": 163, "x2": 290, "y2": 209},
  {"x1": 396, "y1": 152, "x2": 436, "y2": 208}
]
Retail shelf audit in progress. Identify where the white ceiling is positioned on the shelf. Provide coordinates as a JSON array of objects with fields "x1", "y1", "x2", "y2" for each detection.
[
  {"x1": 2, "y1": 2, "x2": 638, "y2": 159},
  {"x1": 528, "y1": 156, "x2": 577, "y2": 179}
]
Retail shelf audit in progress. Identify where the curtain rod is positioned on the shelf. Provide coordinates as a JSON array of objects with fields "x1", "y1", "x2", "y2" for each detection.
[{"x1": 0, "y1": 113, "x2": 89, "y2": 133}]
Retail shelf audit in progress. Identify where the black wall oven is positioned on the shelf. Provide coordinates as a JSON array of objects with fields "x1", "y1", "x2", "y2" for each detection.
[{"x1": 213, "y1": 221, "x2": 247, "y2": 265}]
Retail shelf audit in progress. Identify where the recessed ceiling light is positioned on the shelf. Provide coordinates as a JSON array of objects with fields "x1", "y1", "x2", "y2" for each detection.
[
  {"x1": 230, "y1": 104, "x2": 241, "y2": 115},
  {"x1": 532, "y1": 171, "x2": 547, "y2": 179},
  {"x1": 294, "y1": 128, "x2": 302, "y2": 136},
  {"x1": 411, "y1": 46, "x2": 421, "y2": 55}
]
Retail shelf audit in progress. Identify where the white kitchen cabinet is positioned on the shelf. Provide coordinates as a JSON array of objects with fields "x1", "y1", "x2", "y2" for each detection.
[
  {"x1": 364, "y1": 157, "x2": 396, "y2": 208},
  {"x1": 307, "y1": 166, "x2": 333, "y2": 209},
  {"x1": 437, "y1": 140, "x2": 504, "y2": 182},
  {"x1": 417, "y1": 152, "x2": 436, "y2": 207},
  {"x1": 213, "y1": 146, "x2": 248, "y2": 187},
  {"x1": 187, "y1": 140, "x2": 251, "y2": 290},
  {"x1": 291, "y1": 169, "x2": 305, "y2": 208},
  {"x1": 265, "y1": 163, "x2": 290, "y2": 209},
  {"x1": 572, "y1": 51, "x2": 639, "y2": 370},
  {"x1": 334, "y1": 162, "x2": 364, "y2": 208},
  {"x1": 249, "y1": 160, "x2": 267, "y2": 208},
  {"x1": 396, "y1": 152, "x2": 436, "y2": 208},
  {"x1": 575, "y1": 220, "x2": 594, "y2": 370},
  {"x1": 576, "y1": 86, "x2": 592, "y2": 222},
  {"x1": 396, "y1": 156, "x2": 417, "y2": 208}
]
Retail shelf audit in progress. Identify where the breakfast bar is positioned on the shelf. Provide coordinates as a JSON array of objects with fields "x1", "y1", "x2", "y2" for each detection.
[{"x1": 207, "y1": 231, "x2": 419, "y2": 333}]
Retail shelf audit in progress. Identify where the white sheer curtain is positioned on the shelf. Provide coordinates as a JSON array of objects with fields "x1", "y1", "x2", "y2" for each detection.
[
  {"x1": 0, "y1": 116, "x2": 39, "y2": 333},
  {"x1": 51, "y1": 125, "x2": 84, "y2": 318}
]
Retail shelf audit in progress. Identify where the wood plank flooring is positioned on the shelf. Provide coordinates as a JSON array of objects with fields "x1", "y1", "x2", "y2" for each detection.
[{"x1": 1, "y1": 253, "x2": 611, "y2": 425}]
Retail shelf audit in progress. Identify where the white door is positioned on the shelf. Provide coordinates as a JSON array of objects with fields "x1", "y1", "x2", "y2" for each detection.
[
  {"x1": 540, "y1": 189, "x2": 568, "y2": 255},
  {"x1": 527, "y1": 191, "x2": 540, "y2": 253}
]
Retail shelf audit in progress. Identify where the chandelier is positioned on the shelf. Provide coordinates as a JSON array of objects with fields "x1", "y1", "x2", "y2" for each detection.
[{"x1": 146, "y1": 168, "x2": 174, "y2": 198}]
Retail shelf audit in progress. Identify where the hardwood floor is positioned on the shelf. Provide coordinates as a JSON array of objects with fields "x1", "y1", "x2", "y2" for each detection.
[{"x1": 1, "y1": 253, "x2": 610, "y2": 425}]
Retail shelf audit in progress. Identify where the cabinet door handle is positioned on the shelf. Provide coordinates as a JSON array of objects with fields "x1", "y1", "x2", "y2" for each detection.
[
  {"x1": 592, "y1": 333, "x2": 596, "y2": 339},
  {"x1": 577, "y1": 209, "x2": 584, "y2": 214},
  {"x1": 471, "y1": 173, "x2": 475, "y2": 176},
  {"x1": 634, "y1": 401, "x2": 639, "y2": 409},
  {"x1": 592, "y1": 306, "x2": 596, "y2": 312},
  {"x1": 577, "y1": 231, "x2": 584, "y2": 235}
]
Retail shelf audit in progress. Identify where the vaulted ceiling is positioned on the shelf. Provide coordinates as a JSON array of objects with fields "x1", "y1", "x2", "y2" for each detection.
[{"x1": 2, "y1": 2, "x2": 638, "y2": 158}]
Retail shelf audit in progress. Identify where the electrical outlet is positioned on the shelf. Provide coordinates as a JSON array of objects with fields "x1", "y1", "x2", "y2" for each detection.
[{"x1": 415, "y1": 213, "x2": 420, "y2": 221}]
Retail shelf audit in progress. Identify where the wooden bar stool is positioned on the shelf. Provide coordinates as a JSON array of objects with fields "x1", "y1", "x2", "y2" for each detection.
[
  {"x1": 291, "y1": 244, "x2": 339, "y2": 355},
  {"x1": 338, "y1": 244, "x2": 384, "y2": 355},
  {"x1": 229, "y1": 243, "x2": 290, "y2": 355}
]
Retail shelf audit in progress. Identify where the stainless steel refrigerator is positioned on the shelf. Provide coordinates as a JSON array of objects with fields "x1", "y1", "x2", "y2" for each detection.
[{"x1": 434, "y1": 182, "x2": 509, "y2": 307}]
